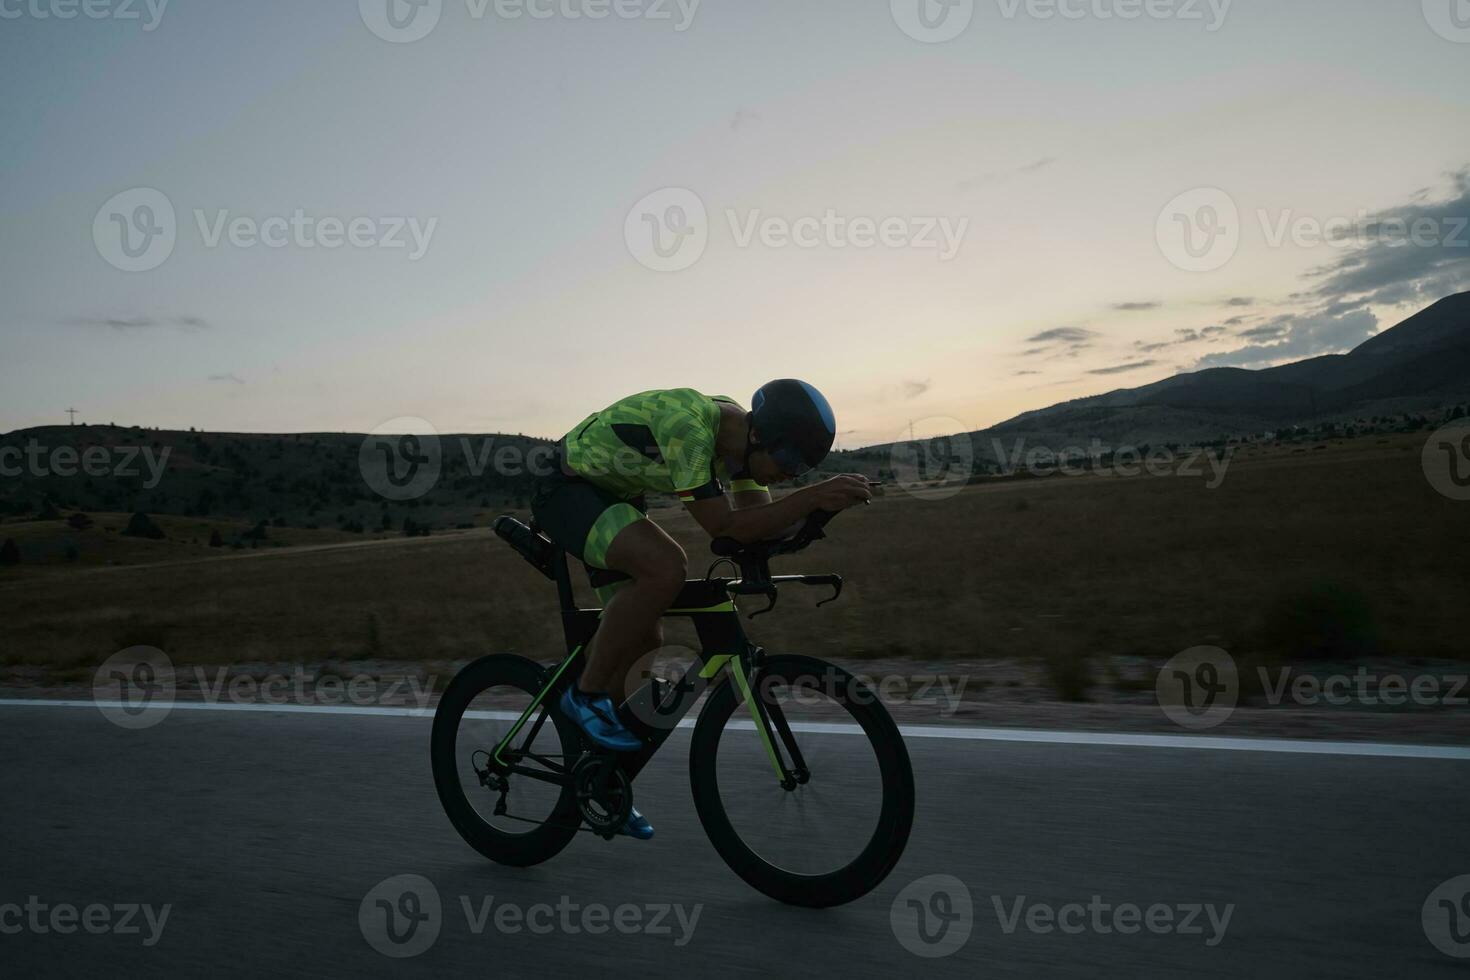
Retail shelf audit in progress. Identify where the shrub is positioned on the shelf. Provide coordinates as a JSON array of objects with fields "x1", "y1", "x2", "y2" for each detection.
[
  {"x1": 66, "y1": 513, "x2": 94, "y2": 530},
  {"x1": 0, "y1": 538, "x2": 18, "y2": 566},
  {"x1": 208, "y1": 530, "x2": 223, "y2": 548},
  {"x1": 121, "y1": 512, "x2": 165, "y2": 540},
  {"x1": 1041, "y1": 651, "x2": 1095, "y2": 702},
  {"x1": 1257, "y1": 582, "x2": 1379, "y2": 662}
]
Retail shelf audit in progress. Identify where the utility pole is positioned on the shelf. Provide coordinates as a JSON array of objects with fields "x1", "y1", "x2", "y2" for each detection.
[{"x1": 66, "y1": 407, "x2": 78, "y2": 426}]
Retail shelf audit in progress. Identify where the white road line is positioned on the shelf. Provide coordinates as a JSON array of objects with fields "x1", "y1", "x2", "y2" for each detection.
[{"x1": 2, "y1": 698, "x2": 1468, "y2": 759}]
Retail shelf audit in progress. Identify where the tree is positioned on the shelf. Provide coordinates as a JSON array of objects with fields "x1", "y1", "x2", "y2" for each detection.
[
  {"x1": 0, "y1": 538, "x2": 18, "y2": 566},
  {"x1": 66, "y1": 513, "x2": 94, "y2": 531},
  {"x1": 121, "y1": 512, "x2": 165, "y2": 540},
  {"x1": 208, "y1": 530, "x2": 224, "y2": 548},
  {"x1": 38, "y1": 499, "x2": 60, "y2": 520}
]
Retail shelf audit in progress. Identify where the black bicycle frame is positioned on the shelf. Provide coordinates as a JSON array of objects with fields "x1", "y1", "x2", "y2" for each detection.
[{"x1": 492, "y1": 545, "x2": 804, "y2": 789}]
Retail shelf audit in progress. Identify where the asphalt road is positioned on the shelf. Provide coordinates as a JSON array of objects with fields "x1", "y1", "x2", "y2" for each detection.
[{"x1": 2, "y1": 705, "x2": 1468, "y2": 978}]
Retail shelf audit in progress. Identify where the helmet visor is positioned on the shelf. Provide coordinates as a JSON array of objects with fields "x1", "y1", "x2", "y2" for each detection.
[{"x1": 770, "y1": 444, "x2": 816, "y2": 478}]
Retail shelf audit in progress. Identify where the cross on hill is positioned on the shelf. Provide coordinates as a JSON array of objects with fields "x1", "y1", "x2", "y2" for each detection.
[{"x1": 66, "y1": 408, "x2": 78, "y2": 426}]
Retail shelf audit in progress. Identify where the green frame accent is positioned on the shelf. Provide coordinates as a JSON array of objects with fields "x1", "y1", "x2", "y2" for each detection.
[
  {"x1": 492, "y1": 645, "x2": 583, "y2": 765},
  {"x1": 730, "y1": 657, "x2": 787, "y2": 785}
]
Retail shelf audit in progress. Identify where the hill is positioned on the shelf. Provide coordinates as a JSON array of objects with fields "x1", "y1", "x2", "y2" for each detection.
[{"x1": 983, "y1": 292, "x2": 1470, "y2": 451}]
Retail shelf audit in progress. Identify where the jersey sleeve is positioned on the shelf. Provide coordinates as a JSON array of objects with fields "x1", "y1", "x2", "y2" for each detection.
[{"x1": 656, "y1": 409, "x2": 722, "y2": 502}]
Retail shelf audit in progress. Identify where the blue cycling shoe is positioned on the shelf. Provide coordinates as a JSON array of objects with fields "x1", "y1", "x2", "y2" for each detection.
[
  {"x1": 559, "y1": 686, "x2": 643, "y2": 753},
  {"x1": 617, "y1": 807, "x2": 654, "y2": 840}
]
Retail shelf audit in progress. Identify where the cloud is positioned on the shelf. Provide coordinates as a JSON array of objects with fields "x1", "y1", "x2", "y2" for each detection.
[
  {"x1": 1016, "y1": 370, "x2": 1041, "y2": 376},
  {"x1": 1112, "y1": 301, "x2": 1161, "y2": 312},
  {"x1": 1222, "y1": 315, "x2": 1258, "y2": 327},
  {"x1": 1222, "y1": 297, "x2": 1255, "y2": 307},
  {"x1": 67, "y1": 315, "x2": 211, "y2": 332},
  {"x1": 730, "y1": 108, "x2": 758, "y2": 131},
  {"x1": 1026, "y1": 326, "x2": 1097, "y2": 345},
  {"x1": 1088, "y1": 360, "x2": 1160, "y2": 376},
  {"x1": 1196, "y1": 308, "x2": 1379, "y2": 370},
  {"x1": 1306, "y1": 167, "x2": 1470, "y2": 309},
  {"x1": 1201, "y1": 325, "x2": 1227, "y2": 337},
  {"x1": 902, "y1": 379, "x2": 931, "y2": 399},
  {"x1": 208, "y1": 373, "x2": 245, "y2": 385},
  {"x1": 1238, "y1": 324, "x2": 1288, "y2": 341},
  {"x1": 958, "y1": 157, "x2": 1057, "y2": 192}
]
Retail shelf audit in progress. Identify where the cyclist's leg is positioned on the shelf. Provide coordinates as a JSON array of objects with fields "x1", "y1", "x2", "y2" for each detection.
[
  {"x1": 581, "y1": 519, "x2": 687, "y2": 697},
  {"x1": 530, "y1": 474, "x2": 682, "y2": 696}
]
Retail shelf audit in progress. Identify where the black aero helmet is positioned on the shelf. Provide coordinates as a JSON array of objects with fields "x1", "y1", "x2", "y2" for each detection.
[{"x1": 749, "y1": 379, "x2": 836, "y2": 476}]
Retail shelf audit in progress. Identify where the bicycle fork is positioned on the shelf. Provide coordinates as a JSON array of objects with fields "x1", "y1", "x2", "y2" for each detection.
[{"x1": 727, "y1": 653, "x2": 810, "y2": 792}]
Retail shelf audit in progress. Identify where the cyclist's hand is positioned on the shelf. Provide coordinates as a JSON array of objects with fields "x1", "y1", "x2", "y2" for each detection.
[{"x1": 808, "y1": 474, "x2": 873, "y2": 513}]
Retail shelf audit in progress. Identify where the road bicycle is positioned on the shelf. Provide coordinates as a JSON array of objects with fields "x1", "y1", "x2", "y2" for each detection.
[{"x1": 431, "y1": 509, "x2": 915, "y2": 908}]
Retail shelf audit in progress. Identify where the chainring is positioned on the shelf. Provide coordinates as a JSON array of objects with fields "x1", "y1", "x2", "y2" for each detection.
[{"x1": 571, "y1": 754, "x2": 633, "y2": 835}]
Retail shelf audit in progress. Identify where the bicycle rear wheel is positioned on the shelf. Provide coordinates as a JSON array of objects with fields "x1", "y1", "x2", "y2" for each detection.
[
  {"x1": 431, "y1": 654, "x2": 583, "y2": 866},
  {"x1": 689, "y1": 654, "x2": 915, "y2": 907}
]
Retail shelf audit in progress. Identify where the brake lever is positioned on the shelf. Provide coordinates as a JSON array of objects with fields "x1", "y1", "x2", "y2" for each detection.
[
  {"x1": 747, "y1": 588, "x2": 778, "y2": 620},
  {"x1": 816, "y1": 576, "x2": 844, "y2": 608}
]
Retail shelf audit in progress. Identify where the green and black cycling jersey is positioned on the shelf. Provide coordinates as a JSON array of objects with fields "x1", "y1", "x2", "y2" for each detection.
[{"x1": 560, "y1": 388, "x2": 767, "y2": 501}]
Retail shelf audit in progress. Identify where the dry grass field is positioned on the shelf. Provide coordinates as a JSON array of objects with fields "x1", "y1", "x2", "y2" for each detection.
[{"x1": 1, "y1": 434, "x2": 1465, "y2": 691}]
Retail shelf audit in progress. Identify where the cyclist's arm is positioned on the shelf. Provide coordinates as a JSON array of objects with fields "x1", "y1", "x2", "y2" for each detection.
[
  {"x1": 729, "y1": 478, "x2": 771, "y2": 511},
  {"x1": 684, "y1": 476, "x2": 872, "y2": 544}
]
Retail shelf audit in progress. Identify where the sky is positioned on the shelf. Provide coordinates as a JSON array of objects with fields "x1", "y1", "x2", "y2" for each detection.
[{"x1": 2, "y1": 0, "x2": 1468, "y2": 449}]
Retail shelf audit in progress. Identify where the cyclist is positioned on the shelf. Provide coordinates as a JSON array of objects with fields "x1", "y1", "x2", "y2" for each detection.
[{"x1": 531, "y1": 380, "x2": 873, "y2": 839}]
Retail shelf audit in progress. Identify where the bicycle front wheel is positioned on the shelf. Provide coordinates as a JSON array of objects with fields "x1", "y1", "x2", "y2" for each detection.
[{"x1": 689, "y1": 654, "x2": 915, "y2": 907}]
